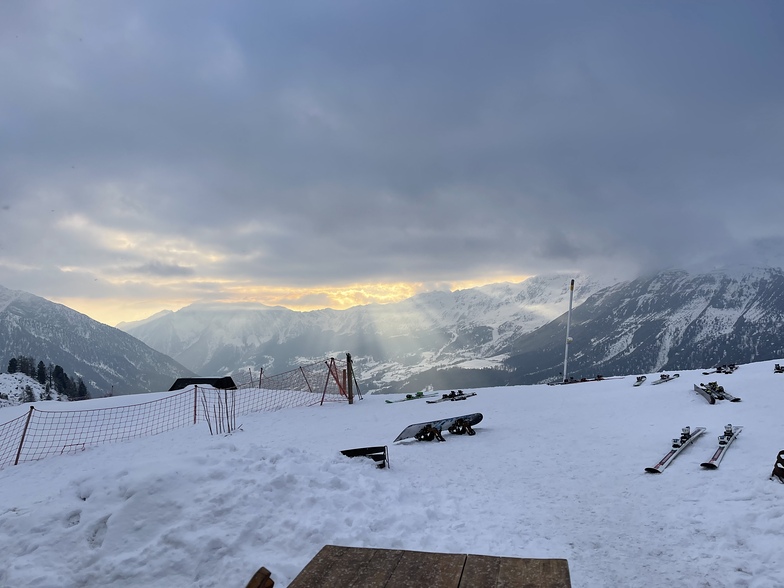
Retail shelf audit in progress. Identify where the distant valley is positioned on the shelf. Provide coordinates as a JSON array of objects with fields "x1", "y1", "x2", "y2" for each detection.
[{"x1": 3, "y1": 266, "x2": 784, "y2": 398}]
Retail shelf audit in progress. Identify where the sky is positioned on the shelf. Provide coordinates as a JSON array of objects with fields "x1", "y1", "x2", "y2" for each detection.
[
  {"x1": 1, "y1": 359, "x2": 784, "y2": 587},
  {"x1": 1, "y1": 1, "x2": 783, "y2": 326}
]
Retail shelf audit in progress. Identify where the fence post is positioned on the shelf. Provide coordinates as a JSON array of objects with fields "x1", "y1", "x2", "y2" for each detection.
[
  {"x1": 193, "y1": 385, "x2": 198, "y2": 424},
  {"x1": 346, "y1": 353, "x2": 354, "y2": 405},
  {"x1": 14, "y1": 406, "x2": 35, "y2": 466},
  {"x1": 300, "y1": 366, "x2": 314, "y2": 393}
]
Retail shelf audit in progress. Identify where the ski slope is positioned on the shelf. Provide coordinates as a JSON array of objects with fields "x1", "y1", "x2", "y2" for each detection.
[{"x1": 1, "y1": 360, "x2": 783, "y2": 587}]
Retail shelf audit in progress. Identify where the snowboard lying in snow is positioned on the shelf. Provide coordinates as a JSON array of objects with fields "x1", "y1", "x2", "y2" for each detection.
[{"x1": 394, "y1": 413, "x2": 483, "y2": 443}]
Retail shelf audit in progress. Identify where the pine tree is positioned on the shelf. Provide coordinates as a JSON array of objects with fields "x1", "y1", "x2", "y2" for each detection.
[
  {"x1": 64, "y1": 377, "x2": 77, "y2": 399},
  {"x1": 23, "y1": 385, "x2": 35, "y2": 403},
  {"x1": 76, "y1": 378, "x2": 90, "y2": 401},
  {"x1": 53, "y1": 365, "x2": 68, "y2": 397},
  {"x1": 18, "y1": 356, "x2": 33, "y2": 377},
  {"x1": 8, "y1": 357, "x2": 18, "y2": 373},
  {"x1": 47, "y1": 363, "x2": 54, "y2": 388},
  {"x1": 37, "y1": 361, "x2": 47, "y2": 385}
]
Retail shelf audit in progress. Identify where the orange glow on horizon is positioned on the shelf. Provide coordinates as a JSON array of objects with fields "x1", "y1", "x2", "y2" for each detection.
[{"x1": 54, "y1": 274, "x2": 532, "y2": 326}]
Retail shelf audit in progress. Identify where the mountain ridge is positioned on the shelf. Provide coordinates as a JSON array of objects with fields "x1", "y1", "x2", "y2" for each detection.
[
  {"x1": 119, "y1": 272, "x2": 614, "y2": 390},
  {"x1": 0, "y1": 285, "x2": 195, "y2": 396},
  {"x1": 5, "y1": 265, "x2": 784, "y2": 396}
]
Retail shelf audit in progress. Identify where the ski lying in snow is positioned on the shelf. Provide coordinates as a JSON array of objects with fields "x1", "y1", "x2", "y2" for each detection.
[
  {"x1": 700, "y1": 425, "x2": 742, "y2": 469},
  {"x1": 645, "y1": 426, "x2": 706, "y2": 473},
  {"x1": 713, "y1": 388, "x2": 741, "y2": 402},
  {"x1": 394, "y1": 413, "x2": 483, "y2": 442},
  {"x1": 425, "y1": 390, "x2": 477, "y2": 404},
  {"x1": 633, "y1": 376, "x2": 647, "y2": 387},
  {"x1": 693, "y1": 383, "x2": 716, "y2": 404},
  {"x1": 651, "y1": 373, "x2": 679, "y2": 385},
  {"x1": 385, "y1": 392, "x2": 439, "y2": 403}
]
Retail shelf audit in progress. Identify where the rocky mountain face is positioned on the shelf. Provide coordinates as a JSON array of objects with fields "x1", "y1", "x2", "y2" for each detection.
[
  {"x1": 403, "y1": 267, "x2": 784, "y2": 390},
  {"x1": 0, "y1": 285, "x2": 195, "y2": 396},
  {"x1": 546, "y1": 268, "x2": 784, "y2": 375}
]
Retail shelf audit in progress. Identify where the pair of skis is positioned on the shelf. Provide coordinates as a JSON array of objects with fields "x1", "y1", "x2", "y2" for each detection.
[
  {"x1": 702, "y1": 364, "x2": 738, "y2": 376},
  {"x1": 645, "y1": 425, "x2": 742, "y2": 473},
  {"x1": 425, "y1": 390, "x2": 477, "y2": 404},
  {"x1": 693, "y1": 383, "x2": 741, "y2": 404},
  {"x1": 385, "y1": 391, "x2": 439, "y2": 404},
  {"x1": 634, "y1": 373, "x2": 678, "y2": 387}
]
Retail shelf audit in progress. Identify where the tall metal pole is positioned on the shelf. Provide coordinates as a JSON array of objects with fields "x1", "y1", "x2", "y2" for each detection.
[{"x1": 562, "y1": 279, "x2": 575, "y2": 383}]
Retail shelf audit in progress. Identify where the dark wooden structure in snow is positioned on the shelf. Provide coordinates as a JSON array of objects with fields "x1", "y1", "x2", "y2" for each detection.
[
  {"x1": 168, "y1": 376, "x2": 237, "y2": 391},
  {"x1": 283, "y1": 544, "x2": 571, "y2": 587},
  {"x1": 340, "y1": 446, "x2": 390, "y2": 469}
]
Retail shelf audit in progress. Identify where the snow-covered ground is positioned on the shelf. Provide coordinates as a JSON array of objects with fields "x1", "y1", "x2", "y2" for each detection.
[{"x1": 1, "y1": 360, "x2": 783, "y2": 587}]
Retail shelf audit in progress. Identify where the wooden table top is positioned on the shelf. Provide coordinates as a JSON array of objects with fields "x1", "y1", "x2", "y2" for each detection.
[{"x1": 286, "y1": 545, "x2": 571, "y2": 588}]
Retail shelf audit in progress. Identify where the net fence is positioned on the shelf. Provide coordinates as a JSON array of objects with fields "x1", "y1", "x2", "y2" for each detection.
[{"x1": 0, "y1": 357, "x2": 353, "y2": 471}]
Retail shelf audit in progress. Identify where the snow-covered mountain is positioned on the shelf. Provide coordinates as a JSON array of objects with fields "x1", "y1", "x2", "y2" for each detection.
[
  {"x1": 0, "y1": 285, "x2": 195, "y2": 396},
  {"x1": 496, "y1": 267, "x2": 784, "y2": 384},
  {"x1": 119, "y1": 272, "x2": 613, "y2": 392},
  {"x1": 6, "y1": 266, "x2": 784, "y2": 397},
  {"x1": 121, "y1": 267, "x2": 784, "y2": 393}
]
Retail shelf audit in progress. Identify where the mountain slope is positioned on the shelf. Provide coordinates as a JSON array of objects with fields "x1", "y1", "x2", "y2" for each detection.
[
  {"x1": 0, "y1": 285, "x2": 195, "y2": 395},
  {"x1": 503, "y1": 267, "x2": 784, "y2": 382},
  {"x1": 120, "y1": 272, "x2": 613, "y2": 390}
]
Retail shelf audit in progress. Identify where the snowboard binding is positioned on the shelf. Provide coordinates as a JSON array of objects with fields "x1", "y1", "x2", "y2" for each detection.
[
  {"x1": 447, "y1": 418, "x2": 476, "y2": 436},
  {"x1": 415, "y1": 424, "x2": 445, "y2": 442}
]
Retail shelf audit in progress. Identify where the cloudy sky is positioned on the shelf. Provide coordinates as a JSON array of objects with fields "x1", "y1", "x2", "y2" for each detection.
[{"x1": 1, "y1": 1, "x2": 782, "y2": 326}]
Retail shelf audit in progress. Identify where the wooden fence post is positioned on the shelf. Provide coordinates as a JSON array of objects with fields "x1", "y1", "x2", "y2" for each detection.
[
  {"x1": 346, "y1": 352, "x2": 354, "y2": 404},
  {"x1": 14, "y1": 406, "x2": 35, "y2": 466}
]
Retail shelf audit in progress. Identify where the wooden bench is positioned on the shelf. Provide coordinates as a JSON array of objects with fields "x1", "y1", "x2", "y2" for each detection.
[{"x1": 286, "y1": 544, "x2": 571, "y2": 587}]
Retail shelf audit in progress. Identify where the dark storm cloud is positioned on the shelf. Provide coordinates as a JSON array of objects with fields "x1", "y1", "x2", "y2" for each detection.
[
  {"x1": 1, "y1": 0, "x2": 783, "y2": 309},
  {"x1": 124, "y1": 262, "x2": 194, "y2": 278}
]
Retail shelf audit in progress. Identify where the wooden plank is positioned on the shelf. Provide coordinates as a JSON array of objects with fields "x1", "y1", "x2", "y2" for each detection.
[
  {"x1": 383, "y1": 550, "x2": 466, "y2": 588},
  {"x1": 244, "y1": 565, "x2": 274, "y2": 588},
  {"x1": 345, "y1": 548, "x2": 405, "y2": 588},
  {"x1": 287, "y1": 545, "x2": 570, "y2": 588},
  {"x1": 497, "y1": 557, "x2": 571, "y2": 588},
  {"x1": 288, "y1": 545, "x2": 376, "y2": 588},
  {"x1": 459, "y1": 554, "x2": 501, "y2": 587}
]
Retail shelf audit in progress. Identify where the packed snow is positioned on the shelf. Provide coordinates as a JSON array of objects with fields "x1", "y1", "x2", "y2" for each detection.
[{"x1": 1, "y1": 360, "x2": 783, "y2": 587}]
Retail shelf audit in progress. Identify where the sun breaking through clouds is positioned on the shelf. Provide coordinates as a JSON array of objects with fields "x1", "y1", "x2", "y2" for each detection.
[{"x1": 1, "y1": 0, "x2": 783, "y2": 324}]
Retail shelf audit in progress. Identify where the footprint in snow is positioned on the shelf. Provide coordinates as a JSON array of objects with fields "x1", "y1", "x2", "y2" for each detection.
[{"x1": 65, "y1": 510, "x2": 81, "y2": 528}]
